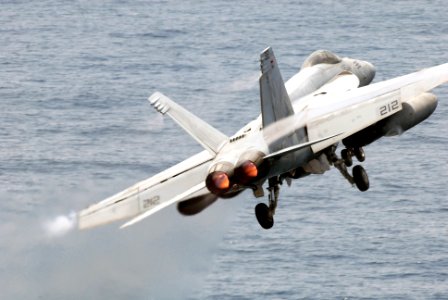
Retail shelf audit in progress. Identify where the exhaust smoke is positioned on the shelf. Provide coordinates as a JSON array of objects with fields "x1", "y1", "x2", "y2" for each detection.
[{"x1": 43, "y1": 212, "x2": 77, "y2": 238}]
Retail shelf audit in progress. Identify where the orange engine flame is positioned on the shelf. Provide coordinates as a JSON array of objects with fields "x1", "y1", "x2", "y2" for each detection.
[
  {"x1": 234, "y1": 160, "x2": 258, "y2": 184},
  {"x1": 206, "y1": 171, "x2": 231, "y2": 195},
  {"x1": 241, "y1": 161, "x2": 258, "y2": 178},
  {"x1": 213, "y1": 172, "x2": 230, "y2": 189}
]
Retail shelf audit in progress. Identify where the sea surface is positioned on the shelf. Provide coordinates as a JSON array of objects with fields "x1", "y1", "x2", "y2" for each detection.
[{"x1": 1, "y1": 1, "x2": 448, "y2": 299}]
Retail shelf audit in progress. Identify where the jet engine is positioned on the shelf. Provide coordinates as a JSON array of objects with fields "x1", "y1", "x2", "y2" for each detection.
[
  {"x1": 206, "y1": 151, "x2": 265, "y2": 195},
  {"x1": 343, "y1": 92, "x2": 438, "y2": 148},
  {"x1": 205, "y1": 161, "x2": 235, "y2": 195}
]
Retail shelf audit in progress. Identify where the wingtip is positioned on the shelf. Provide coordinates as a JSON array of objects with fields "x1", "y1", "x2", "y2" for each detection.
[
  {"x1": 148, "y1": 92, "x2": 162, "y2": 104},
  {"x1": 119, "y1": 223, "x2": 130, "y2": 229},
  {"x1": 261, "y1": 46, "x2": 273, "y2": 56},
  {"x1": 148, "y1": 92, "x2": 170, "y2": 115}
]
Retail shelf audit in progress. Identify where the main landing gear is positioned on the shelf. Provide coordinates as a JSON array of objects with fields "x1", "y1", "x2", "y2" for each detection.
[
  {"x1": 255, "y1": 177, "x2": 279, "y2": 229},
  {"x1": 329, "y1": 146, "x2": 370, "y2": 192},
  {"x1": 254, "y1": 146, "x2": 370, "y2": 230}
]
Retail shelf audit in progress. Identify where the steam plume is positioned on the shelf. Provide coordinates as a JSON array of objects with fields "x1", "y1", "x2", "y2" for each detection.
[{"x1": 43, "y1": 212, "x2": 77, "y2": 237}]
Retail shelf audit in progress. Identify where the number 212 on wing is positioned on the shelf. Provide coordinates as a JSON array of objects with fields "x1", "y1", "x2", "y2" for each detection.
[{"x1": 379, "y1": 100, "x2": 400, "y2": 116}]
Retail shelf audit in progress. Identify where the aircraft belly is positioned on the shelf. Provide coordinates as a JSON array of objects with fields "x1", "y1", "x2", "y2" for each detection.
[
  {"x1": 302, "y1": 154, "x2": 331, "y2": 174},
  {"x1": 265, "y1": 147, "x2": 314, "y2": 178}
]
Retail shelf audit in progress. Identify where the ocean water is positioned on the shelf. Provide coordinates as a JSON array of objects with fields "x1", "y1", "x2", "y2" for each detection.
[{"x1": 1, "y1": 1, "x2": 447, "y2": 299}]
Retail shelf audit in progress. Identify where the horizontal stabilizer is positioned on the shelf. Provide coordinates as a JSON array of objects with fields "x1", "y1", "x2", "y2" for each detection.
[{"x1": 149, "y1": 92, "x2": 228, "y2": 154}]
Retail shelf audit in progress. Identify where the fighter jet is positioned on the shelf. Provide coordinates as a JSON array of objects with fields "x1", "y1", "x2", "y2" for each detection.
[{"x1": 78, "y1": 47, "x2": 447, "y2": 230}]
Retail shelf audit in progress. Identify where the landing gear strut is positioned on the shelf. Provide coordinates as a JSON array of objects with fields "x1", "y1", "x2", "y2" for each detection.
[
  {"x1": 328, "y1": 146, "x2": 370, "y2": 192},
  {"x1": 255, "y1": 177, "x2": 279, "y2": 229}
]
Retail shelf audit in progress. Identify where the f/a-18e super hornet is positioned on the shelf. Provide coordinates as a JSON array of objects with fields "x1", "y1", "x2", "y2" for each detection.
[{"x1": 78, "y1": 48, "x2": 447, "y2": 230}]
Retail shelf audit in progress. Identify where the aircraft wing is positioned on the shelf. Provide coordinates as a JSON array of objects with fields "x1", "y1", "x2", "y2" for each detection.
[
  {"x1": 263, "y1": 63, "x2": 448, "y2": 153},
  {"x1": 306, "y1": 63, "x2": 448, "y2": 152},
  {"x1": 78, "y1": 150, "x2": 214, "y2": 230}
]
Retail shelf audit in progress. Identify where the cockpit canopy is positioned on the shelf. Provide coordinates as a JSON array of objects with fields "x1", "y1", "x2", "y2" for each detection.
[{"x1": 301, "y1": 50, "x2": 342, "y2": 69}]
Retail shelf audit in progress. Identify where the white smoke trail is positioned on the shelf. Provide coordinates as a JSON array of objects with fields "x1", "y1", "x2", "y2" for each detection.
[
  {"x1": 43, "y1": 212, "x2": 77, "y2": 238},
  {"x1": 146, "y1": 113, "x2": 165, "y2": 132},
  {"x1": 229, "y1": 73, "x2": 259, "y2": 91}
]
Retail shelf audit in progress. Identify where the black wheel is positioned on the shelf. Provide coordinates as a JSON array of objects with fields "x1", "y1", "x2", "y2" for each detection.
[
  {"x1": 354, "y1": 147, "x2": 366, "y2": 162},
  {"x1": 353, "y1": 165, "x2": 369, "y2": 192},
  {"x1": 341, "y1": 149, "x2": 353, "y2": 167},
  {"x1": 255, "y1": 203, "x2": 274, "y2": 229}
]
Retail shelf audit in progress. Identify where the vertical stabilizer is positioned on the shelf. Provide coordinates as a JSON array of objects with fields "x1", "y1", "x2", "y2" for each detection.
[
  {"x1": 260, "y1": 47, "x2": 302, "y2": 151},
  {"x1": 259, "y1": 47, "x2": 295, "y2": 127}
]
